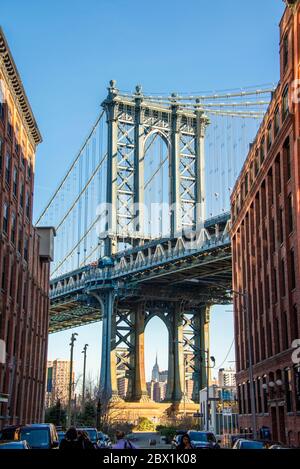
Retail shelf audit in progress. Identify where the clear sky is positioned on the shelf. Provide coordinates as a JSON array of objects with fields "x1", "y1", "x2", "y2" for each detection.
[{"x1": 1, "y1": 0, "x2": 285, "y2": 387}]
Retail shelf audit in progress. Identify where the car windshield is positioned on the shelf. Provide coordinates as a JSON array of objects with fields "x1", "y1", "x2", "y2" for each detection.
[
  {"x1": 0, "y1": 442, "x2": 25, "y2": 449},
  {"x1": 189, "y1": 432, "x2": 209, "y2": 442},
  {"x1": 20, "y1": 429, "x2": 50, "y2": 448},
  {"x1": 241, "y1": 440, "x2": 264, "y2": 449}
]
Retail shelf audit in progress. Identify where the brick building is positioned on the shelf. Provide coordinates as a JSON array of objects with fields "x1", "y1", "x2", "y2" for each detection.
[
  {"x1": 231, "y1": 2, "x2": 300, "y2": 446},
  {"x1": 0, "y1": 28, "x2": 54, "y2": 427}
]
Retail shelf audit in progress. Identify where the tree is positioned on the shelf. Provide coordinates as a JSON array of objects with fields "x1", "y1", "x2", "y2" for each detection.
[
  {"x1": 45, "y1": 400, "x2": 67, "y2": 428},
  {"x1": 77, "y1": 400, "x2": 96, "y2": 427},
  {"x1": 134, "y1": 417, "x2": 156, "y2": 431}
]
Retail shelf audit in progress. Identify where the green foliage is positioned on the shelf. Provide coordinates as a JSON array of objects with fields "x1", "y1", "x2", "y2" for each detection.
[
  {"x1": 157, "y1": 425, "x2": 177, "y2": 443},
  {"x1": 77, "y1": 401, "x2": 97, "y2": 427},
  {"x1": 45, "y1": 400, "x2": 66, "y2": 428},
  {"x1": 133, "y1": 417, "x2": 156, "y2": 431}
]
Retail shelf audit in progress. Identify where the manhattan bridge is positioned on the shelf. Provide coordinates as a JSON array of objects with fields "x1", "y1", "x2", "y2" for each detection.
[{"x1": 37, "y1": 80, "x2": 273, "y2": 414}]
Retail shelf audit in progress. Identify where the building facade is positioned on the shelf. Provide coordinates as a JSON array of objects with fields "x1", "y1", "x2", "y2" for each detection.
[
  {"x1": 45, "y1": 360, "x2": 74, "y2": 408},
  {"x1": 218, "y1": 368, "x2": 236, "y2": 387},
  {"x1": 0, "y1": 28, "x2": 53, "y2": 427},
  {"x1": 231, "y1": 3, "x2": 300, "y2": 446}
]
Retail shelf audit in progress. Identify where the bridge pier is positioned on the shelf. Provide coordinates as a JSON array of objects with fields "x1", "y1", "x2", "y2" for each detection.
[{"x1": 130, "y1": 303, "x2": 150, "y2": 402}]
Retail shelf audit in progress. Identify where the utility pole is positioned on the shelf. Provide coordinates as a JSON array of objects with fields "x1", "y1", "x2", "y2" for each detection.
[
  {"x1": 81, "y1": 344, "x2": 88, "y2": 410},
  {"x1": 204, "y1": 350, "x2": 215, "y2": 431},
  {"x1": 67, "y1": 332, "x2": 78, "y2": 427}
]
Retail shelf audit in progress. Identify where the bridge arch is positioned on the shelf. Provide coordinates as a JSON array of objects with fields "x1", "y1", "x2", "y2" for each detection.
[{"x1": 143, "y1": 130, "x2": 170, "y2": 238}]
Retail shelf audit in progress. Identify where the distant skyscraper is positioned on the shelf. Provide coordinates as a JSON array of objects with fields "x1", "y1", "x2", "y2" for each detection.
[
  {"x1": 45, "y1": 360, "x2": 74, "y2": 408},
  {"x1": 151, "y1": 354, "x2": 160, "y2": 382}
]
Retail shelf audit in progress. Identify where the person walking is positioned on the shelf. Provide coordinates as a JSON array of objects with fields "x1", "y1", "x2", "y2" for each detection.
[
  {"x1": 59, "y1": 427, "x2": 84, "y2": 449},
  {"x1": 112, "y1": 430, "x2": 137, "y2": 449},
  {"x1": 77, "y1": 430, "x2": 96, "y2": 449},
  {"x1": 177, "y1": 433, "x2": 194, "y2": 450}
]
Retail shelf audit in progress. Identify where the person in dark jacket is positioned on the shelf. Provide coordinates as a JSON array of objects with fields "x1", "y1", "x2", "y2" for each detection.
[
  {"x1": 177, "y1": 433, "x2": 194, "y2": 450},
  {"x1": 77, "y1": 430, "x2": 96, "y2": 449},
  {"x1": 59, "y1": 427, "x2": 84, "y2": 449}
]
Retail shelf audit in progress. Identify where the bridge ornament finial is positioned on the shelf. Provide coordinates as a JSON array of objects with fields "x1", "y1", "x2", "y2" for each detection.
[
  {"x1": 107, "y1": 79, "x2": 118, "y2": 100},
  {"x1": 135, "y1": 84, "x2": 142, "y2": 95}
]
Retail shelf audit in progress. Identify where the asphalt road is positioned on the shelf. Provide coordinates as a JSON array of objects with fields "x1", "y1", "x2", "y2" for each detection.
[{"x1": 131, "y1": 432, "x2": 170, "y2": 449}]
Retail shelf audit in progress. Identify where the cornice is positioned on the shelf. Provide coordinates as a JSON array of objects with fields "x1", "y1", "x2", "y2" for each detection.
[{"x1": 0, "y1": 27, "x2": 42, "y2": 147}]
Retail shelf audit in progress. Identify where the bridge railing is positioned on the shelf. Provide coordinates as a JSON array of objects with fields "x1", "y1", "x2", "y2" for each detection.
[{"x1": 49, "y1": 229, "x2": 230, "y2": 300}]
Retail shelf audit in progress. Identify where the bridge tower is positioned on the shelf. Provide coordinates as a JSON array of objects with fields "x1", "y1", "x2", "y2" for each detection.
[{"x1": 96, "y1": 81, "x2": 211, "y2": 408}]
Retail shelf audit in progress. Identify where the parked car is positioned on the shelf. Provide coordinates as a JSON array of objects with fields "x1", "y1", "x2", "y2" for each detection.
[
  {"x1": 171, "y1": 430, "x2": 187, "y2": 449},
  {"x1": 57, "y1": 431, "x2": 65, "y2": 444},
  {"x1": 187, "y1": 431, "x2": 220, "y2": 449},
  {"x1": 232, "y1": 439, "x2": 265, "y2": 449},
  {"x1": 0, "y1": 424, "x2": 59, "y2": 449},
  {"x1": 96, "y1": 432, "x2": 112, "y2": 448},
  {"x1": 0, "y1": 440, "x2": 30, "y2": 450}
]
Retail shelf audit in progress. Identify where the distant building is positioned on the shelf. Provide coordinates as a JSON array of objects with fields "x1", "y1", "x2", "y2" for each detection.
[
  {"x1": 45, "y1": 360, "x2": 74, "y2": 408},
  {"x1": 117, "y1": 376, "x2": 128, "y2": 399},
  {"x1": 218, "y1": 368, "x2": 236, "y2": 387},
  {"x1": 147, "y1": 356, "x2": 168, "y2": 401},
  {"x1": 151, "y1": 354, "x2": 160, "y2": 382},
  {"x1": 200, "y1": 385, "x2": 239, "y2": 435}
]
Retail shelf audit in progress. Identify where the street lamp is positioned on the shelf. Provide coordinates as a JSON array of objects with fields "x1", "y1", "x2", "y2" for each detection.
[
  {"x1": 67, "y1": 333, "x2": 78, "y2": 427},
  {"x1": 81, "y1": 344, "x2": 89, "y2": 410},
  {"x1": 200, "y1": 349, "x2": 215, "y2": 431}
]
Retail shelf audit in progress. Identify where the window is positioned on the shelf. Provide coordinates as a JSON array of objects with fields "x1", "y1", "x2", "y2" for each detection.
[
  {"x1": 274, "y1": 106, "x2": 280, "y2": 136},
  {"x1": 285, "y1": 368, "x2": 292, "y2": 412},
  {"x1": 274, "y1": 268, "x2": 278, "y2": 303},
  {"x1": 1, "y1": 255, "x2": 6, "y2": 290},
  {"x1": 11, "y1": 212, "x2": 16, "y2": 245},
  {"x1": 244, "y1": 172, "x2": 249, "y2": 195},
  {"x1": 275, "y1": 318, "x2": 280, "y2": 354},
  {"x1": 283, "y1": 34, "x2": 289, "y2": 70},
  {"x1": 3, "y1": 203, "x2": 8, "y2": 233},
  {"x1": 255, "y1": 150, "x2": 259, "y2": 175},
  {"x1": 275, "y1": 154, "x2": 282, "y2": 194},
  {"x1": 18, "y1": 226, "x2": 22, "y2": 254},
  {"x1": 13, "y1": 166, "x2": 18, "y2": 197},
  {"x1": 257, "y1": 379, "x2": 262, "y2": 414},
  {"x1": 27, "y1": 158, "x2": 32, "y2": 180},
  {"x1": 292, "y1": 305, "x2": 299, "y2": 341},
  {"x1": 279, "y1": 208, "x2": 284, "y2": 244},
  {"x1": 24, "y1": 237, "x2": 29, "y2": 262},
  {"x1": 7, "y1": 108, "x2": 13, "y2": 139},
  {"x1": 20, "y1": 181, "x2": 24, "y2": 208},
  {"x1": 25, "y1": 191, "x2": 30, "y2": 219},
  {"x1": 290, "y1": 249, "x2": 296, "y2": 290},
  {"x1": 267, "y1": 122, "x2": 273, "y2": 150},
  {"x1": 284, "y1": 137, "x2": 291, "y2": 181},
  {"x1": 282, "y1": 85, "x2": 289, "y2": 120},
  {"x1": 281, "y1": 259, "x2": 286, "y2": 297},
  {"x1": 262, "y1": 376, "x2": 268, "y2": 413},
  {"x1": 5, "y1": 152, "x2": 11, "y2": 185},
  {"x1": 288, "y1": 194, "x2": 294, "y2": 233},
  {"x1": 282, "y1": 312, "x2": 289, "y2": 350},
  {"x1": 260, "y1": 138, "x2": 265, "y2": 164},
  {"x1": 294, "y1": 366, "x2": 300, "y2": 412}
]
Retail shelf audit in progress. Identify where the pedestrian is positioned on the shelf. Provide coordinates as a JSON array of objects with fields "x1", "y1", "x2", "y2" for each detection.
[
  {"x1": 177, "y1": 433, "x2": 194, "y2": 450},
  {"x1": 59, "y1": 427, "x2": 83, "y2": 449},
  {"x1": 77, "y1": 430, "x2": 96, "y2": 449},
  {"x1": 112, "y1": 430, "x2": 137, "y2": 449}
]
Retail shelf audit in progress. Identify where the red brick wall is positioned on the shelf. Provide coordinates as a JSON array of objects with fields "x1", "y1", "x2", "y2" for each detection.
[
  {"x1": 231, "y1": 5, "x2": 300, "y2": 447},
  {"x1": 0, "y1": 100, "x2": 50, "y2": 427}
]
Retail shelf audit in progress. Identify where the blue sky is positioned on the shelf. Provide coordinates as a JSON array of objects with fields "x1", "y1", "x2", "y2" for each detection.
[{"x1": 1, "y1": 0, "x2": 284, "y2": 385}]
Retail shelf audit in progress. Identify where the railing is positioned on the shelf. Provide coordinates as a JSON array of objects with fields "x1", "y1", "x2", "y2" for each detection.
[{"x1": 49, "y1": 230, "x2": 231, "y2": 300}]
